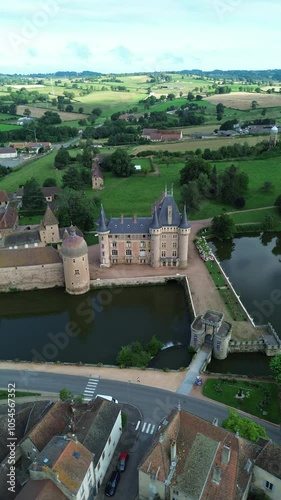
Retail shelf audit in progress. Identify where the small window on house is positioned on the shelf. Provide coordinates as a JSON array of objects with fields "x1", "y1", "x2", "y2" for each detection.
[{"x1": 265, "y1": 481, "x2": 274, "y2": 491}]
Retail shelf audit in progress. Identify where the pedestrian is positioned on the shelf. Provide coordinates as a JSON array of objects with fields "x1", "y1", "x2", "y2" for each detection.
[{"x1": 137, "y1": 377, "x2": 140, "y2": 383}]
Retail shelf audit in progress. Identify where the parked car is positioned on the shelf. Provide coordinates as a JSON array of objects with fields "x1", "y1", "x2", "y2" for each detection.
[
  {"x1": 118, "y1": 451, "x2": 129, "y2": 472},
  {"x1": 105, "y1": 470, "x2": 120, "y2": 497}
]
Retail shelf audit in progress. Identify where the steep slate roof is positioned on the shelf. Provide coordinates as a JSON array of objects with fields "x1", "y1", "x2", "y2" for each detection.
[
  {"x1": 157, "y1": 194, "x2": 181, "y2": 226},
  {"x1": 108, "y1": 216, "x2": 151, "y2": 235},
  {"x1": 179, "y1": 205, "x2": 190, "y2": 229},
  {"x1": 74, "y1": 398, "x2": 121, "y2": 464},
  {"x1": 29, "y1": 437, "x2": 93, "y2": 495},
  {"x1": 0, "y1": 246, "x2": 62, "y2": 268},
  {"x1": 150, "y1": 206, "x2": 161, "y2": 229},
  {"x1": 24, "y1": 401, "x2": 72, "y2": 452},
  {"x1": 139, "y1": 409, "x2": 261, "y2": 500},
  {"x1": 41, "y1": 186, "x2": 61, "y2": 197},
  {"x1": 15, "y1": 479, "x2": 67, "y2": 499},
  {"x1": 254, "y1": 441, "x2": 281, "y2": 479},
  {"x1": 3, "y1": 229, "x2": 40, "y2": 247},
  {"x1": 96, "y1": 205, "x2": 109, "y2": 233},
  {"x1": 41, "y1": 206, "x2": 59, "y2": 227}
]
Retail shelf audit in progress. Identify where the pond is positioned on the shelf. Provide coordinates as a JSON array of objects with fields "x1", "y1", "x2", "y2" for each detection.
[{"x1": 0, "y1": 281, "x2": 192, "y2": 369}]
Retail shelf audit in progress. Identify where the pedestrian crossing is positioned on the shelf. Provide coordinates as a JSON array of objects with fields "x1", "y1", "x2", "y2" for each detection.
[
  {"x1": 83, "y1": 378, "x2": 99, "y2": 402},
  {"x1": 135, "y1": 420, "x2": 155, "y2": 434}
]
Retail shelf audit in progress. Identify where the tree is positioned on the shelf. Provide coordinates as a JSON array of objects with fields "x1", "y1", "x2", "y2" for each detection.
[
  {"x1": 222, "y1": 409, "x2": 268, "y2": 442},
  {"x1": 59, "y1": 387, "x2": 74, "y2": 401},
  {"x1": 81, "y1": 147, "x2": 93, "y2": 169},
  {"x1": 270, "y1": 354, "x2": 281, "y2": 384},
  {"x1": 216, "y1": 103, "x2": 225, "y2": 115},
  {"x1": 262, "y1": 214, "x2": 275, "y2": 231},
  {"x1": 54, "y1": 147, "x2": 71, "y2": 170},
  {"x1": 180, "y1": 157, "x2": 211, "y2": 185},
  {"x1": 22, "y1": 177, "x2": 46, "y2": 210},
  {"x1": 62, "y1": 166, "x2": 84, "y2": 191},
  {"x1": 211, "y1": 214, "x2": 235, "y2": 240},
  {"x1": 234, "y1": 197, "x2": 246, "y2": 209},
  {"x1": 78, "y1": 107, "x2": 84, "y2": 114},
  {"x1": 65, "y1": 104, "x2": 74, "y2": 112},
  {"x1": 187, "y1": 92, "x2": 195, "y2": 101},
  {"x1": 146, "y1": 335, "x2": 163, "y2": 357},
  {"x1": 56, "y1": 188, "x2": 95, "y2": 231},
  {"x1": 181, "y1": 181, "x2": 201, "y2": 213},
  {"x1": 218, "y1": 165, "x2": 249, "y2": 204},
  {"x1": 92, "y1": 107, "x2": 102, "y2": 116},
  {"x1": 251, "y1": 100, "x2": 258, "y2": 109},
  {"x1": 23, "y1": 108, "x2": 31, "y2": 117},
  {"x1": 197, "y1": 172, "x2": 211, "y2": 197},
  {"x1": 274, "y1": 194, "x2": 281, "y2": 214},
  {"x1": 108, "y1": 149, "x2": 135, "y2": 177},
  {"x1": 43, "y1": 177, "x2": 57, "y2": 187}
]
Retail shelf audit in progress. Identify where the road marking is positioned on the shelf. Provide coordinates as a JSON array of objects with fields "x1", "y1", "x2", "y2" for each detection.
[
  {"x1": 83, "y1": 377, "x2": 99, "y2": 401},
  {"x1": 135, "y1": 421, "x2": 141, "y2": 431},
  {"x1": 141, "y1": 422, "x2": 156, "y2": 434}
]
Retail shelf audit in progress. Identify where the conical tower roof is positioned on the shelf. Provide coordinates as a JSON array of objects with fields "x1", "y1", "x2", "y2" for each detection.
[
  {"x1": 61, "y1": 225, "x2": 88, "y2": 258},
  {"x1": 42, "y1": 206, "x2": 58, "y2": 227},
  {"x1": 179, "y1": 205, "x2": 190, "y2": 229},
  {"x1": 150, "y1": 206, "x2": 161, "y2": 229},
  {"x1": 96, "y1": 204, "x2": 109, "y2": 233}
]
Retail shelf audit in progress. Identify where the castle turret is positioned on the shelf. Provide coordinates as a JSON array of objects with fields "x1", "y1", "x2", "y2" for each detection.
[
  {"x1": 39, "y1": 206, "x2": 60, "y2": 244},
  {"x1": 149, "y1": 207, "x2": 161, "y2": 268},
  {"x1": 178, "y1": 205, "x2": 191, "y2": 268},
  {"x1": 96, "y1": 205, "x2": 110, "y2": 267},
  {"x1": 61, "y1": 226, "x2": 90, "y2": 295}
]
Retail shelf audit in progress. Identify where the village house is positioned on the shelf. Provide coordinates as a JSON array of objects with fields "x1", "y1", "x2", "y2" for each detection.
[
  {"x1": 142, "y1": 128, "x2": 183, "y2": 141},
  {"x1": 138, "y1": 408, "x2": 281, "y2": 500},
  {"x1": 96, "y1": 189, "x2": 191, "y2": 268},
  {"x1": 11, "y1": 397, "x2": 122, "y2": 499},
  {"x1": 0, "y1": 146, "x2": 17, "y2": 159},
  {"x1": 91, "y1": 159, "x2": 104, "y2": 190},
  {"x1": 15, "y1": 186, "x2": 61, "y2": 209},
  {"x1": 10, "y1": 141, "x2": 52, "y2": 151}
]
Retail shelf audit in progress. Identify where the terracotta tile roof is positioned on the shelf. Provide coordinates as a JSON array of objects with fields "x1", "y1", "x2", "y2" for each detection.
[
  {"x1": 139, "y1": 409, "x2": 258, "y2": 499},
  {"x1": 0, "y1": 190, "x2": 9, "y2": 203},
  {"x1": 15, "y1": 479, "x2": 67, "y2": 499},
  {"x1": 0, "y1": 246, "x2": 62, "y2": 268},
  {"x1": 73, "y1": 398, "x2": 121, "y2": 463},
  {"x1": 30, "y1": 436, "x2": 93, "y2": 495},
  {"x1": 24, "y1": 401, "x2": 72, "y2": 452},
  {"x1": 0, "y1": 204, "x2": 18, "y2": 229},
  {"x1": 254, "y1": 441, "x2": 281, "y2": 479},
  {"x1": 41, "y1": 206, "x2": 59, "y2": 227}
]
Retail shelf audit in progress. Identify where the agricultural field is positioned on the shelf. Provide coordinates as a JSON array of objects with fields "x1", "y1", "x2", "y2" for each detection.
[
  {"x1": 206, "y1": 91, "x2": 281, "y2": 109},
  {"x1": 0, "y1": 123, "x2": 21, "y2": 131},
  {"x1": 0, "y1": 112, "x2": 17, "y2": 121},
  {"x1": 16, "y1": 105, "x2": 88, "y2": 121}
]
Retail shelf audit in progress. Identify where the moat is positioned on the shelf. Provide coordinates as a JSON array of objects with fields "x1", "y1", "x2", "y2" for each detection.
[{"x1": 0, "y1": 281, "x2": 192, "y2": 369}]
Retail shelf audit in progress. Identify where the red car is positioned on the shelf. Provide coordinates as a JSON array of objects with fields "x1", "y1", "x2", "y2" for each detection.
[{"x1": 118, "y1": 452, "x2": 129, "y2": 472}]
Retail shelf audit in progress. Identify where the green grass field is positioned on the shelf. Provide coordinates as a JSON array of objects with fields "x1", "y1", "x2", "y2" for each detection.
[
  {"x1": 230, "y1": 207, "x2": 281, "y2": 227},
  {"x1": 203, "y1": 378, "x2": 280, "y2": 424},
  {"x1": 0, "y1": 389, "x2": 41, "y2": 400},
  {"x1": 0, "y1": 123, "x2": 21, "y2": 131}
]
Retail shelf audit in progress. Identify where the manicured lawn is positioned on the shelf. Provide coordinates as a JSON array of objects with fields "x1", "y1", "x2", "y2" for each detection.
[
  {"x1": 19, "y1": 215, "x2": 42, "y2": 225},
  {"x1": 0, "y1": 152, "x2": 64, "y2": 192},
  {"x1": 203, "y1": 378, "x2": 280, "y2": 424},
  {"x1": 0, "y1": 123, "x2": 21, "y2": 131},
  {"x1": 230, "y1": 207, "x2": 281, "y2": 228},
  {"x1": 0, "y1": 389, "x2": 41, "y2": 400}
]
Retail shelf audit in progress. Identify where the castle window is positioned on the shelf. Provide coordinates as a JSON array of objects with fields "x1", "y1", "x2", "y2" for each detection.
[
  {"x1": 172, "y1": 251, "x2": 177, "y2": 257},
  {"x1": 126, "y1": 249, "x2": 132, "y2": 256},
  {"x1": 112, "y1": 250, "x2": 118, "y2": 256},
  {"x1": 162, "y1": 234, "x2": 167, "y2": 239},
  {"x1": 173, "y1": 242, "x2": 177, "y2": 248},
  {"x1": 101, "y1": 236, "x2": 104, "y2": 241},
  {"x1": 140, "y1": 241, "x2": 145, "y2": 248},
  {"x1": 112, "y1": 242, "x2": 117, "y2": 248},
  {"x1": 73, "y1": 259, "x2": 76, "y2": 263},
  {"x1": 161, "y1": 242, "x2": 166, "y2": 248},
  {"x1": 173, "y1": 234, "x2": 178, "y2": 239},
  {"x1": 75, "y1": 270, "x2": 80, "y2": 275},
  {"x1": 127, "y1": 235, "x2": 131, "y2": 238},
  {"x1": 161, "y1": 251, "x2": 166, "y2": 257},
  {"x1": 102, "y1": 252, "x2": 105, "y2": 256},
  {"x1": 126, "y1": 241, "x2": 131, "y2": 248},
  {"x1": 115, "y1": 235, "x2": 118, "y2": 238},
  {"x1": 102, "y1": 244, "x2": 104, "y2": 249},
  {"x1": 143, "y1": 235, "x2": 146, "y2": 238}
]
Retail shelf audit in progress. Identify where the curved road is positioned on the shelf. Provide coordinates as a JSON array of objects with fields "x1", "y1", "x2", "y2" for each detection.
[{"x1": 0, "y1": 369, "x2": 280, "y2": 444}]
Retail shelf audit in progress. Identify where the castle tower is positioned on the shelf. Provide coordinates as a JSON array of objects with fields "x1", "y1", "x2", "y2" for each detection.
[
  {"x1": 149, "y1": 207, "x2": 161, "y2": 268},
  {"x1": 213, "y1": 321, "x2": 232, "y2": 360},
  {"x1": 39, "y1": 206, "x2": 60, "y2": 244},
  {"x1": 96, "y1": 205, "x2": 110, "y2": 268},
  {"x1": 178, "y1": 205, "x2": 191, "y2": 268},
  {"x1": 61, "y1": 226, "x2": 90, "y2": 295},
  {"x1": 270, "y1": 125, "x2": 278, "y2": 147}
]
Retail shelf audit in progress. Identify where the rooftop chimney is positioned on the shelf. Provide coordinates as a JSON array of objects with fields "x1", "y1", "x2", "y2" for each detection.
[
  {"x1": 221, "y1": 446, "x2": 231, "y2": 466},
  {"x1": 133, "y1": 214, "x2": 137, "y2": 223},
  {"x1": 120, "y1": 214, "x2": 124, "y2": 224},
  {"x1": 170, "y1": 440, "x2": 177, "y2": 462}
]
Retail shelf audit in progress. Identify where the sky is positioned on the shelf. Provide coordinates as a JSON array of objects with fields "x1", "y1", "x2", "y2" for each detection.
[{"x1": 1, "y1": 0, "x2": 281, "y2": 74}]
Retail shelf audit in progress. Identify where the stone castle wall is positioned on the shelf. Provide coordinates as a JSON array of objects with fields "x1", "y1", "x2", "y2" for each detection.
[{"x1": 0, "y1": 263, "x2": 64, "y2": 291}]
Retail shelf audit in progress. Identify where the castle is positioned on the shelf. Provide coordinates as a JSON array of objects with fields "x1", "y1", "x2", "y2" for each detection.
[{"x1": 96, "y1": 189, "x2": 191, "y2": 268}]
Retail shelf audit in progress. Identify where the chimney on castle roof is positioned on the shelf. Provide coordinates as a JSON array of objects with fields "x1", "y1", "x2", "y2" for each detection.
[
  {"x1": 120, "y1": 214, "x2": 124, "y2": 224},
  {"x1": 133, "y1": 214, "x2": 137, "y2": 223}
]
